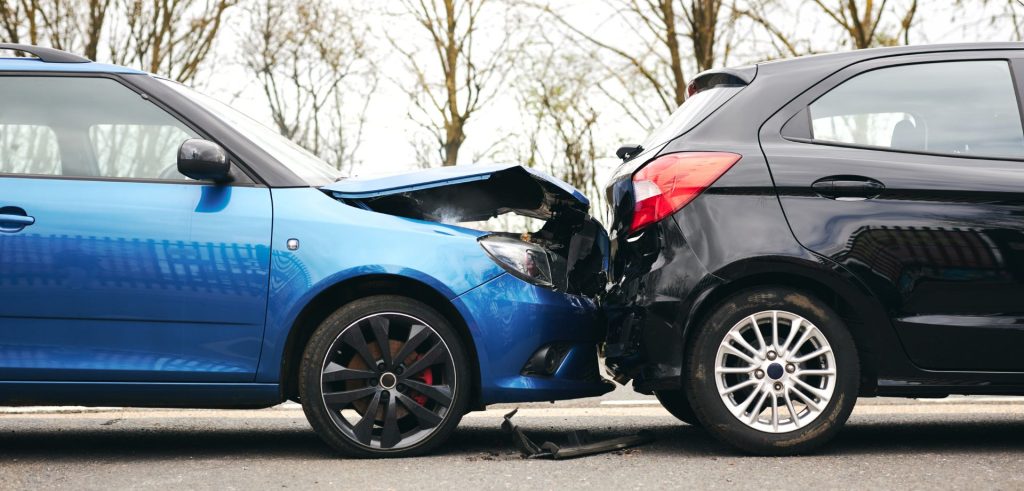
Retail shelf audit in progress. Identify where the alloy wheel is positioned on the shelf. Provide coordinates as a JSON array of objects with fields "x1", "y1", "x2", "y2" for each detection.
[
  {"x1": 319, "y1": 312, "x2": 457, "y2": 451},
  {"x1": 713, "y1": 310, "x2": 837, "y2": 433}
]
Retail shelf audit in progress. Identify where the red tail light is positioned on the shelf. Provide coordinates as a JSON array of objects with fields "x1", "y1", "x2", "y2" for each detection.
[{"x1": 630, "y1": 152, "x2": 742, "y2": 234}]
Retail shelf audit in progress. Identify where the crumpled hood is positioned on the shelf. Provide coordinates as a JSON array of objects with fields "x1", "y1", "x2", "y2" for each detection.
[{"x1": 323, "y1": 164, "x2": 590, "y2": 223}]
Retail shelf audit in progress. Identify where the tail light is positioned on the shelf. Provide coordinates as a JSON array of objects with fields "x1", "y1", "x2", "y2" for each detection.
[{"x1": 630, "y1": 152, "x2": 741, "y2": 234}]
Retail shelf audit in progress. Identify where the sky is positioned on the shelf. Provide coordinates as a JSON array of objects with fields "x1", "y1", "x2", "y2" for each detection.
[{"x1": 192, "y1": 0, "x2": 1020, "y2": 188}]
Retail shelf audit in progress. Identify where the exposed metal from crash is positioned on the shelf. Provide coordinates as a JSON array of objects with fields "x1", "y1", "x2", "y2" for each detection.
[{"x1": 327, "y1": 164, "x2": 609, "y2": 296}]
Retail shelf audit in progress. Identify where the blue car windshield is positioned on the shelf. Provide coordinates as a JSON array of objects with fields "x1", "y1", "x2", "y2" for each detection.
[{"x1": 159, "y1": 79, "x2": 344, "y2": 186}]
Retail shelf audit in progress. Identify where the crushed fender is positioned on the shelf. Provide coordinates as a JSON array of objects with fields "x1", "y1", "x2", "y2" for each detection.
[{"x1": 501, "y1": 409, "x2": 654, "y2": 459}]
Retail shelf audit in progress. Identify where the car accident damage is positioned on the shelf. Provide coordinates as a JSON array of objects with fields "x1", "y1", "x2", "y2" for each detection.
[
  {"x1": 501, "y1": 409, "x2": 654, "y2": 459},
  {"x1": 327, "y1": 165, "x2": 654, "y2": 458},
  {"x1": 325, "y1": 164, "x2": 609, "y2": 297}
]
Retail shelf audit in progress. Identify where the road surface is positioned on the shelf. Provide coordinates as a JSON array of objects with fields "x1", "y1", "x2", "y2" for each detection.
[{"x1": 1, "y1": 385, "x2": 1022, "y2": 490}]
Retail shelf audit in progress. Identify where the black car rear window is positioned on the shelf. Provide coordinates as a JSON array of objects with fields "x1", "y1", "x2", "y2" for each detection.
[{"x1": 639, "y1": 84, "x2": 745, "y2": 151}]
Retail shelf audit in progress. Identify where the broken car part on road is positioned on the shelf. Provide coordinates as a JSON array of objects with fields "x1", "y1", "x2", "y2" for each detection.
[{"x1": 501, "y1": 409, "x2": 654, "y2": 459}]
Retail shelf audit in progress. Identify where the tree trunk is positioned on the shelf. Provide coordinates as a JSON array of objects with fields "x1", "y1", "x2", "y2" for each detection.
[
  {"x1": 660, "y1": 0, "x2": 686, "y2": 106},
  {"x1": 444, "y1": 124, "x2": 464, "y2": 167},
  {"x1": 689, "y1": 0, "x2": 721, "y2": 73},
  {"x1": 84, "y1": 0, "x2": 109, "y2": 60}
]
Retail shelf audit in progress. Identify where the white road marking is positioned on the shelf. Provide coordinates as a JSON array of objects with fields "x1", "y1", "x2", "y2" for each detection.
[
  {"x1": 599, "y1": 400, "x2": 660, "y2": 405},
  {"x1": 910, "y1": 396, "x2": 1024, "y2": 404},
  {"x1": 3, "y1": 396, "x2": 1024, "y2": 417},
  {"x1": 3, "y1": 402, "x2": 1024, "y2": 420},
  {"x1": 0, "y1": 406, "x2": 122, "y2": 414}
]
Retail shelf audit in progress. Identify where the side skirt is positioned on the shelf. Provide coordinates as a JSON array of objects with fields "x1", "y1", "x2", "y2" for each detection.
[
  {"x1": 0, "y1": 382, "x2": 282, "y2": 409},
  {"x1": 877, "y1": 375, "x2": 1024, "y2": 398}
]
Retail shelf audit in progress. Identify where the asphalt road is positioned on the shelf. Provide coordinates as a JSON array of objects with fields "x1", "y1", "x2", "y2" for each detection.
[{"x1": 2, "y1": 385, "x2": 1023, "y2": 490}]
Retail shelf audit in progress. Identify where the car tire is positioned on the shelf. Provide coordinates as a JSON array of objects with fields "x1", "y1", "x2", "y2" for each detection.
[
  {"x1": 686, "y1": 287, "x2": 859, "y2": 455},
  {"x1": 300, "y1": 295, "x2": 470, "y2": 458},
  {"x1": 655, "y1": 389, "x2": 701, "y2": 426}
]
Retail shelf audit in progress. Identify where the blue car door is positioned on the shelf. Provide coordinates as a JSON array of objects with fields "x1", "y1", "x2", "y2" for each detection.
[{"x1": 0, "y1": 75, "x2": 272, "y2": 382}]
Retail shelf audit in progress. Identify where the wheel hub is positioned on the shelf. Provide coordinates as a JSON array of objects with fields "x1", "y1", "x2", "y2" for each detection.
[
  {"x1": 379, "y1": 372, "x2": 398, "y2": 389},
  {"x1": 766, "y1": 363, "x2": 784, "y2": 380}
]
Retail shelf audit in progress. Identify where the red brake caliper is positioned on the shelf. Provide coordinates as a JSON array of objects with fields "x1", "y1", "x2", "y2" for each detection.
[{"x1": 409, "y1": 353, "x2": 434, "y2": 406}]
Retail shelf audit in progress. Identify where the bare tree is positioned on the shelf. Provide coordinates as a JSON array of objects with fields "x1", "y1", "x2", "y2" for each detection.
[
  {"x1": 0, "y1": 0, "x2": 110, "y2": 60},
  {"x1": 811, "y1": 0, "x2": 919, "y2": 49},
  {"x1": 539, "y1": 0, "x2": 738, "y2": 124},
  {"x1": 82, "y1": 0, "x2": 109, "y2": 59},
  {"x1": 734, "y1": 0, "x2": 809, "y2": 58},
  {"x1": 242, "y1": 0, "x2": 376, "y2": 172},
  {"x1": 0, "y1": 0, "x2": 33, "y2": 45},
  {"x1": 518, "y1": 46, "x2": 602, "y2": 205},
  {"x1": 965, "y1": 0, "x2": 1024, "y2": 41},
  {"x1": 388, "y1": 0, "x2": 521, "y2": 167},
  {"x1": 108, "y1": 0, "x2": 236, "y2": 83},
  {"x1": 685, "y1": 0, "x2": 730, "y2": 73}
]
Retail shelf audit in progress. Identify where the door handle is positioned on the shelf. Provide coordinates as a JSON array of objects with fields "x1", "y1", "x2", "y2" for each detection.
[
  {"x1": 811, "y1": 175, "x2": 885, "y2": 200},
  {"x1": 0, "y1": 207, "x2": 35, "y2": 232}
]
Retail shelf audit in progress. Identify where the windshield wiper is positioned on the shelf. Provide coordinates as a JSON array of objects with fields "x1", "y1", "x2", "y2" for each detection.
[{"x1": 615, "y1": 144, "x2": 643, "y2": 161}]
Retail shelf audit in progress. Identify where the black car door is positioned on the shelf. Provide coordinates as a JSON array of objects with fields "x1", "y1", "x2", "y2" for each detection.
[{"x1": 759, "y1": 51, "x2": 1024, "y2": 371}]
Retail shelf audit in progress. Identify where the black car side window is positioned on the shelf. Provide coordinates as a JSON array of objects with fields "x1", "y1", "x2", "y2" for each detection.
[
  {"x1": 805, "y1": 60, "x2": 1024, "y2": 159},
  {"x1": 0, "y1": 76, "x2": 199, "y2": 180}
]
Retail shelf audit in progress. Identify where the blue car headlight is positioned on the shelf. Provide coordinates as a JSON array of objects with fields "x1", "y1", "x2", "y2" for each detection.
[{"x1": 478, "y1": 235, "x2": 554, "y2": 288}]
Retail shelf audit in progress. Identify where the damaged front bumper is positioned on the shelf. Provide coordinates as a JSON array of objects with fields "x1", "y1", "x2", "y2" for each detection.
[
  {"x1": 454, "y1": 273, "x2": 613, "y2": 404},
  {"x1": 326, "y1": 164, "x2": 615, "y2": 404}
]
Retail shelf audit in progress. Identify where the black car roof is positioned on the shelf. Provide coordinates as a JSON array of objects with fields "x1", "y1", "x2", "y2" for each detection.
[{"x1": 759, "y1": 42, "x2": 1024, "y2": 70}]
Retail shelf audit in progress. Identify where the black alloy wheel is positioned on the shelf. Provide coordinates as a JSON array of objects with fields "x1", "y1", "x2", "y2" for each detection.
[{"x1": 300, "y1": 296, "x2": 469, "y2": 457}]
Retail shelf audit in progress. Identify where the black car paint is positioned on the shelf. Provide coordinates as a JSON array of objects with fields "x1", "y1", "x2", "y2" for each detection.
[{"x1": 605, "y1": 43, "x2": 1024, "y2": 397}]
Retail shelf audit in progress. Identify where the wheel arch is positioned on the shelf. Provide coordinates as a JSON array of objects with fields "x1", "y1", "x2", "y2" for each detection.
[
  {"x1": 684, "y1": 259, "x2": 891, "y2": 395},
  {"x1": 279, "y1": 273, "x2": 482, "y2": 408}
]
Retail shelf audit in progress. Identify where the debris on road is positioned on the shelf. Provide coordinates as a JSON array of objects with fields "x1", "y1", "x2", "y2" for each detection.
[{"x1": 501, "y1": 409, "x2": 654, "y2": 459}]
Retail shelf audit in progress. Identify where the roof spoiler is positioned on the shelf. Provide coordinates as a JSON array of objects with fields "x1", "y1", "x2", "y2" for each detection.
[
  {"x1": 687, "y1": 65, "x2": 756, "y2": 97},
  {"x1": 0, "y1": 43, "x2": 90, "y2": 63}
]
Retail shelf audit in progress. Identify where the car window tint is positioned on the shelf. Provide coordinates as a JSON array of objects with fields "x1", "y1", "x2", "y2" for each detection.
[
  {"x1": 812, "y1": 112, "x2": 917, "y2": 148},
  {"x1": 809, "y1": 61, "x2": 1024, "y2": 159},
  {"x1": 0, "y1": 124, "x2": 61, "y2": 175},
  {"x1": 0, "y1": 76, "x2": 199, "y2": 180},
  {"x1": 640, "y1": 85, "x2": 744, "y2": 151},
  {"x1": 90, "y1": 124, "x2": 193, "y2": 179}
]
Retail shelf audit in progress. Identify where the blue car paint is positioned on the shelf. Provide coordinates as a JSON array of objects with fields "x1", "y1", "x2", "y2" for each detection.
[
  {"x1": 255, "y1": 188, "x2": 610, "y2": 404},
  {"x1": 0, "y1": 178, "x2": 272, "y2": 382},
  {"x1": 0, "y1": 57, "x2": 612, "y2": 408},
  {"x1": 326, "y1": 163, "x2": 591, "y2": 206},
  {"x1": 254, "y1": 188, "x2": 503, "y2": 383},
  {"x1": 0, "y1": 381, "x2": 280, "y2": 408},
  {"x1": 451, "y1": 273, "x2": 608, "y2": 403}
]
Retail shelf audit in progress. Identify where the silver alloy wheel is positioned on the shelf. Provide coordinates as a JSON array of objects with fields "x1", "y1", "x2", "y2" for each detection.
[{"x1": 714, "y1": 310, "x2": 837, "y2": 433}]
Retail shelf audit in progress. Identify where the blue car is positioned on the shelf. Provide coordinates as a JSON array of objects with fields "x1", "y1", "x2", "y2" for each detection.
[{"x1": 0, "y1": 44, "x2": 612, "y2": 457}]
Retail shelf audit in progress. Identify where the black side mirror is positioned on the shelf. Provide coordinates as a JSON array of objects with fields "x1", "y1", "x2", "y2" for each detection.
[{"x1": 178, "y1": 139, "x2": 231, "y2": 182}]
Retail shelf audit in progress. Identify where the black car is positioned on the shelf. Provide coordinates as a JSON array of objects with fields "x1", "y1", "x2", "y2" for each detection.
[{"x1": 604, "y1": 43, "x2": 1024, "y2": 455}]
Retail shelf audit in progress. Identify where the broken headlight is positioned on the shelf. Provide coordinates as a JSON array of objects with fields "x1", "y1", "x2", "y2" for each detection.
[{"x1": 478, "y1": 235, "x2": 554, "y2": 288}]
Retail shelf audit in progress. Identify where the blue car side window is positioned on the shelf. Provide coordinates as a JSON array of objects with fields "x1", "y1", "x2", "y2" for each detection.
[
  {"x1": 0, "y1": 76, "x2": 198, "y2": 180},
  {"x1": 0, "y1": 124, "x2": 61, "y2": 175}
]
